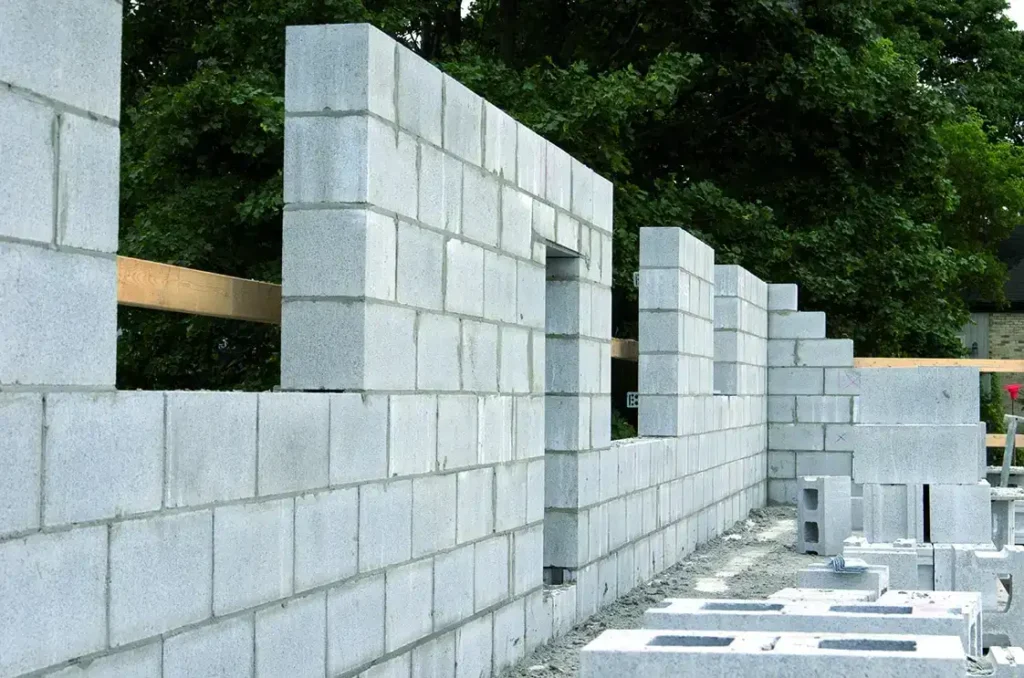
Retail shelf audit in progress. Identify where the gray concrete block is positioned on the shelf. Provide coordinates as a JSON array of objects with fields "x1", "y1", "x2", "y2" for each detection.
[
  {"x1": 43, "y1": 392, "x2": 163, "y2": 526},
  {"x1": 533, "y1": 199, "x2": 556, "y2": 241},
  {"x1": 768, "y1": 451, "x2": 796, "y2": 479},
  {"x1": 547, "y1": 279, "x2": 591, "y2": 336},
  {"x1": 110, "y1": 511, "x2": 212, "y2": 645},
  {"x1": 166, "y1": 391, "x2": 257, "y2": 507},
  {"x1": 852, "y1": 425, "x2": 984, "y2": 484},
  {"x1": 768, "y1": 339, "x2": 797, "y2": 367},
  {"x1": 0, "y1": 526, "x2": 106, "y2": 676},
  {"x1": 389, "y1": 395, "x2": 438, "y2": 476},
  {"x1": 438, "y1": 395, "x2": 479, "y2": 470},
  {"x1": 457, "y1": 468, "x2": 495, "y2": 542},
  {"x1": 285, "y1": 24, "x2": 394, "y2": 119},
  {"x1": 476, "y1": 535, "x2": 510, "y2": 610},
  {"x1": 214, "y1": 499, "x2": 294, "y2": 615},
  {"x1": 796, "y1": 339, "x2": 854, "y2": 368},
  {"x1": 798, "y1": 563, "x2": 889, "y2": 600},
  {"x1": 396, "y1": 43, "x2": 442, "y2": 144},
  {"x1": 485, "y1": 250, "x2": 519, "y2": 323},
  {"x1": 502, "y1": 185, "x2": 533, "y2": 259},
  {"x1": 544, "y1": 510, "x2": 586, "y2": 568},
  {"x1": 797, "y1": 475, "x2": 851, "y2": 556},
  {"x1": 769, "y1": 423, "x2": 824, "y2": 451},
  {"x1": 257, "y1": 392, "x2": 329, "y2": 496},
  {"x1": 462, "y1": 320, "x2": 499, "y2": 392},
  {"x1": 413, "y1": 633, "x2": 456, "y2": 678},
  {"x1": 856, "y1": 367, "x2": 979, "y2": 424},
  {"x1": 496, "y1": 462, "x2": 529, "y2": 532},
  {"x1": 768, "y1": 396, "x2": 796, "y2": 423},
  {"x1": 329, "y1": 393, "x2": 388, "y2": 484},
  {"x1": 44, "y1": 643, "x2": 161, "y2": 678},
  {"x1": 527, "y1": 459, "x2": 545, "y2": 523},
  {"x1": 546, "y1": 144, "x2": 572, "y2": 210},
  {"x1": 768, "y1": 588, "x2": 876, "y2": 604},
  {"x1": 825, "y1": 368, "x2": 862, "y2": 395},
  {"x1": 386, "y1": 559, "x2": 434, "y2": 651},
  {"x1": 638, "y1": 310, "x2": 686, "y2": 353},
  {"x1": 446, "y1": 239, "x2": 485, "y2": 316},
  {"x1": 57, "y1": 114, "x2": 120, "y2": 252},
  {"x1": 0, "y1": 91, "x2": 54, "y2": 245},
  {"x1": 930, "y1": 482, "x2": 992, "y2": 544},
  {"x1": 0, "y1": 243, "x2": 116, "y2": 387},
  {"x1": 795, "y1": 451, "x2": 853, "y2": 477},
  {"x1": 494, "y1": 598, "x2": 527, "y2": 669},
  {"x1": 256, "y1": 593, "x2": 326, "y2": 678},
  {"x1": 517, "y1": 261, "x2": 546, "y2": 330},
  {"x1": 512, "y1": 396, "x2": 543, "y2": 462},
  {"x1": 593, "y1": 174, "x2": 614, "y2": 233},
  {"x1": 360, "y1": 480, "x2": 412, "y2": 571},
  {"x1": 363, "y1": 653, "x2": 411, "y2": 678},
  {"x1": 434, "y1": 544, "x2": 475, "y2": 629},
  {"x1": 485, "y1": 102, "x2": 517, "y2": 180},
  {"x1": 419, "y1": 143, "x2": 461, "y2": 231},
  {"x1": 768, "y1": 367, "x2": 824, "y2": 395},
  {"x1": 639, "y1": 268, "x2": 687, "y2": 311},
  {"x1": 413, "y1": 474, "x2": 458, "y2": 557},
  {"x1": 514, "y1": 524, "x2": 544, "y2": 595},
  {"x1": 479, "y1": 395, "x2": 515, "y2": 463},
  {"x1": 825, "y1": 424, "x2": 856, "y2": 451},
  {"x1": 516, "y1": 125, "x2": 546, "y2": 197},
  {"x1": 283, "y1": 116, "x2": 369, "y2": 205},
  {"x1": 863, "y1": 484, "x2": 925, "y2": 543},
  {"x1": 768, "y1": 284, "x2": 798, "y2": 311},
  {"x1": 443, "y1": 75, "x2": 483, "y2": 165},
  {"x1": 572, "y1": 159, "x2": 595, "y2": 225},
  {"x1": 398, "y1": 221, "x2": 444, "y2": 310},
  {"x1": 456, "y1": 613, "x2": 494, "y2": 678},
  {"x1": 843, "y1": 541, "x2": 924, "y2": 592},
  {"x1": 294, "y1": 488, "x2": 357, "y2": 592},
  {"x1": 769, "y1": 311, "x2": 826, "y2": 339},
  {"x1": 417, "y1": 313, "x2": 461, "y2": 391},
  {"x1": 0, "y1": 394, "x2": 38, "y2": 538},
  {"x1": 796, "y1": 395, "x2": 854, "y2": 423},
  {"x1": 367, "y1": 121, "x2": 419, "y2": 219},
  {"x1": 326, "y1": 573, "x2": 385, "y2": 675},
  {"x1": 164, "y1": 615, "x2": 253, "y2": 678}
]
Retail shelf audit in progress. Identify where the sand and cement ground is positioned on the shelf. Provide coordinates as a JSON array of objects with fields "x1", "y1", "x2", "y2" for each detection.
[{"x1": 501, "y1": 506, "x2": 821, "y2": 677}]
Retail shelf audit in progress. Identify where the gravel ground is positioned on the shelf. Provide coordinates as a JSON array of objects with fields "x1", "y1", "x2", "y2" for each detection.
[{"x1": 501, "y1": 506, "x2": 821, "y2": 678}]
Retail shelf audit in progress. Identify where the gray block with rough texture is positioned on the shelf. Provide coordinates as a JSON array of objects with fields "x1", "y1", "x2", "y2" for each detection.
[
  {"x1": 989, "y1": 647, "x2": 1024, "y2": 676},
  {"x1": 769, "y1": 368, "x2": 824, "y2": 395},
  {"x1": 842, "y1": 540, "x2": 922, "y2": 591},
  {"x1": 57, "y1": 114, "x2": 121, "y2": 252},
  {"x1": 330, "y1": 393, "x2": 388, "y2": 483},
  {"x1": 768, "y1": 284, "x2": 798, "y2": 311},
  {"x1": 256, "y1": 593, "x2": 326, "y2": 678},
  {"x1": 0, "y1": 91, "x2": 54, "y2": 244},
  {"x1": 853, "y1": 425, "x2": 984, "y2": 485},
  {"x1": 109, "y1": 511, "x2": 212, "y2": 646},
  {"x1": 434, "y1": 545, "x2": 474, "y2": 629},
  {"x1": 797, "y1": 475, "x2": 852, "y2": 556},
  {"x1": 327, "y1": 574, "x2": 385, "y2": 675},
  {"x1": 386, "y1": 559, "x2": 434, "y2": 651},
  {"x1": 413, "y1": 474, "x2": 458, "y2": 557},
  {"x1": 164, "y1": 616, "x2": 253, "y2": 678},
  {"x1": 796, "y1": 340, "x2": 854, "y2": 367},
  {"x1": 359, "y1": 480, "x2": 412, "y2": 571},
  {"x1": 0, "y1": 393, "x2": 43, "y2": 537},
  {"x1": 388, "y1": 394, "x2": 438, "y2": 476},
  {"x1": 946, "y1": 546, "x2": 1024, "y2": 647},
  {"x1": 863, "y1": 484, "x2": 925, "y2": 543},
  {"x1": 769, "y1": 311, "x2": 826, "y2": 339},
  {"x1": 257, "y1": 392, "x2": 329, "y2": 495},
  {"x1": 929, "y1": 482, "x2": 992, "y2": 544},
  {"x1": 857, "y1": 367, "x2": 979, "y2": 424},
  {"x1": 213, "y1": 499, "x2": 294, "y2": 615},
  {"x1": 294, "y1": 488, "x2": 357, "y2": 591},
  {"x1": 580, "y1": 630, "x2": 964, "y2": 677},
  {"x1": 768, "y1": 588, "x2": 875, "y2": 604},
  {"x1": 876, "y1": 590, "x2": 982, "y2": 657},
  {"x1": 44, "y1": 643, "x2": 161, "y2": 678},
  {"x1": 0, "y1": 527, "x2": 107, "y2": 676},
  {"x1": 494, "y1": 598, "x2": 528, "y2": 669},
  {"x1": 475, "y1": 536, "x2": 511, "y2": 610},
  {"x1": 798, "y1": 563, "x2": 889, "y2": 600}
]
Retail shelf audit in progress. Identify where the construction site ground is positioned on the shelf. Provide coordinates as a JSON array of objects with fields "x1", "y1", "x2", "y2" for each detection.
[{"x1": 501, "y1": 506, "x2": 820, "y2": 677}]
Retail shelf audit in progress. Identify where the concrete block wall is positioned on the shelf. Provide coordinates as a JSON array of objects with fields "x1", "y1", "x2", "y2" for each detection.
[{"x1": 714, "y1": 264, "x2": 769, "y2": 395}]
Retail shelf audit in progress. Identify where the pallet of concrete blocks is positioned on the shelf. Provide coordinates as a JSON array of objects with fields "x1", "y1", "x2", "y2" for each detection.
[
  {"x1": 797, "y1": 475, "x2": 852, "y2": 555},
  {"x1": 579, "y1": 630, "x2": 966, "y2": 676},
  {"x1": 642, "y1": 595, "x2": 981, "y2": 655},
  {"x1": 798, "y1": 558, "x2": 889, "y2": 600}
]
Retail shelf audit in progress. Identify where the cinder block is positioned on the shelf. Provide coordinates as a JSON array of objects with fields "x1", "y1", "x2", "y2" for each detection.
[
  {"x1": 863, "y1": 484, "x2": 925, "y2": 543},
  {"x1": 500, "y1": 326, "x2": 531, "y2": 394},
  {"x1": 445, "y1": 239, "x2": 485, "y2": 316},
  {"x1": 517, "y1": 262, "x2": 545, "y2": 331},
  {"x1": 856, "y1": 367, "x2": 979, "y2": 424},
  {"x1": 443, "y1": 75, "x2": 482, "y2": 165},
  {"x1": 434, "y1": 544, "x2": 475, "y2": 629},
  {"x1": 282, "y1": 209, "x2": 397, "y2": 301},
  {"x1": 768, "y1": 284, "x2": 798, "y2": 311},
  {"x1": 768, "y1": 588, "x2": 876, "y2": 604},
  {"x1": 386, "y1": 559, "x2": 434, "y2": 651},
  {"x1": 463, "y1": 169, "x2": 501, "y2": 248},
  {"x1": 44, "y1": 643, "x2": 161, "y2": 678},
  {"x1": 515, "y1": 396, "x2": 545, "y2": 461},
  {"x1": 285, "y1": 24, "x2": 394, "y2": 119},
  {"x1": 256, "y1": 593, "x2": 326, "y2": 678},
  {"x1": 413, "y1": 632, "x2": 456, "y2": 678},
  {"x1": 413, "y1": 474, "x2": 457, "y2": 557},
  {"x1": 769, "y1": 311, "x2": 826, "y2": 339},
  {"x1": 878, "y1": 590, "x2": 984, "y2": 653},
  {"x1": 516, "y1": 125, "x2": 546, "y2": 197},
  {"x1": 110, "y1": 511, "x2": 212, "y2": 646},
  {"x1": 329, "y1": 393, "x2": 388, "y2": 484},
  {"x1": 514, "y1": 525, "x2": 544, "y2": 595},
  {"x1": 798, "y1": 562, "x2": 889, "y2": 600},
  {"x1": 544, "y1": 510, "x2": 586, "y2": 568},
  {"x1": 485, "y1": 102, "x2": 516, "y2": 179},
  {"x1": 547, "y1": 279, "x2": 591, "y2": 336},
  {"x1": 545, "y1": 144, "x2": 572, "y2": 210},
  {"x1": 294, "y1": 488, "x2": 358, "y2": 591},
  {"x1": 572, "y1": 158, "x2": 595, "y2": 225},
  {"x1": 457, "y1": 468, "x2": 494, "y2": 542},
  {"x1": 930, "y1": 482, "x2": 992, "y2": 544},
  {"x1": 359, "y1": 480, "x2": 412, "y2": 571},
  {"x1": 214, "y1": 499, "x2": 294, "y2": 615},
  {"x1": 484, "y1": 251, "x2": 518, "y2": 323},
  {"x1": 326, "y1": 574, "x2": 385, "y2": 675},
  {"x1": 989, "y1": 646, "x2": 1024, "y2": 676},
  {"x1": 419, "y1": 144, "x2": 462, "y2": 231},
  {"x1": 163, "y1": 616, "x2": 253, "y2": 678},
  {"x1": 396, "y1": 43, "x2": 442, "y2": 143},
  {"x1": 796, "y1": 451, "x2": 853, "y2": 478},
  {"x1": 283, "y1": 116, "x2": 368, "y2": 205},
  {"x1": 479, "y1": 395, "x2": 514, "y2": 463},
  {"x1": 389, "y1": 394, "x2": 438, "y2": 476},
  {"x1": 842, "y1": 541, "x2": 928, "y2": 592},
  {"x1": 416, "y1": 313, "x2": 461, "y2": 391},
  {"x1": 363, "y1": 654, "x2": 411, "y2": 678},
  {"x1": 57, "y1": 113, "x2": 119, "y2": 252},
  {"x1": 796, "y1": 395, "x2": 854, "y2": 423},
  {"x1": 0, "y1": 527, "x2": 106, "y2": 676},
  {"x1": 496, "y1": 463, "x2": 528, "y2": 532},
  {"x1": 554, "y1": 210, "x2": 580, "y2": 253},
  {"x1": 639, "y1": 268, "x2": 687, "y2": 311},
  {"x1": 580, "y1": 630, "x2": 963, "y2": 677},
  {"x1": 796, "y1": 339, "x2": 854, "y2": 368},
  {"x1": 825, "y1": 368, "x2": 862, "y2": 395},
  {"x1": 257, "y1": 392, "x2": 329, "y2": 495},
  {"x1": 769, "y1": 367, "x2": 824, "y2": 395},
  {"x1": 367, "y1": 119, "x2": 420, "y2": 218},
  {"x1": 502, "y1": 186, "x2": 533, "y2": 260},
  {"x1": 769, "y1": 423, "x2": 824, "y2": 450},
  {"x1": 462, "y1": 319, "x2": 499, "y2": 392},
  {"x1": 797, "y1": 476, "x2": 851, "y2": 555},
  {"x1": 397, "y1": 221, "x2": 444, "y2": 310},
  {"x1": 0, "y1": 243, "x2": 116, "y2": 387},
  {"x1": 475, "y1": 535, "x2": 510, "y2": 610},
  {"x1": 852, "y1": 425, "x2": 983, "y2": 484},
  {"x1": 455, "y1": 613, "x2": 494, "y2": 678},
  {"x1": 768, "y1": 396, "x2": 796, "y2": 423},
  {"x1": 0, "y1": 91, "x2": 54, "y2": 244},
  {"x1": 768, "y1": 339, "x2": 797, "y2": 367},
  {"x1": 527, "y1": 458, "x2": 545, "y2": 523},
  {"x1": 493, "y1": 598, "x2": 527, "y2": 669},
  {"x1": 165, "y1": 391, "x2": 257, "y2": 507},
  {"x1": 438, "y1": 395, "x2": 479, "y2": 470}
]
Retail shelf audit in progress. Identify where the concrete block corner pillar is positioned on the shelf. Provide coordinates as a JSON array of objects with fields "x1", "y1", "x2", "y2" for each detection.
[
  {"x1": 0, "y1": 0, "x2": 122, "y2": 390},
  {"x1": 637, "y1": 227, "x2": 715, "y2": 436}
]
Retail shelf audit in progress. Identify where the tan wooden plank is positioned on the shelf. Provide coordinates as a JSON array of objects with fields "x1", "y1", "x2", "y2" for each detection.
[
  {"x1": 854, "y1": 358, "x2": 1024, "y2": 373},
  {"x1": 612, "y1": 338, "x2": 638, "y2": 362},
  {"x1": 117, "y1": 256, "x2": 282, "y2": 324},
  {"x1": 987, "y1": 434, "x2": 1024, "y2": 447}
]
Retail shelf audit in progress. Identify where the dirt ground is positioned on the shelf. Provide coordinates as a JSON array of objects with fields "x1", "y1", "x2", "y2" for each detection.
[{"x1": 501, "y1": 506, "x2": 821, "y2": 677}]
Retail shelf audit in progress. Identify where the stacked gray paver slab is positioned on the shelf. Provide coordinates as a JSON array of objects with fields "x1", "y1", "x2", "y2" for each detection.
[{"x1": 797, "y1": 475, "x2": 852, "y2": 555}]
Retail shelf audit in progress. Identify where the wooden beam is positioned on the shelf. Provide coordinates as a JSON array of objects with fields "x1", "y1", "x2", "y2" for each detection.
[
  {"x1": 854, "y1": 358, "x2": 1024, "y2": 373},
  {"x1": 612, "y1": 338, "x2": 638, "y2": 362},
  {"x1": 987, "y1": 434, "x2": 1024, "y2": 447},
  {"x1": 117, "y1": 256, "x2": 282, "y2": 325}
]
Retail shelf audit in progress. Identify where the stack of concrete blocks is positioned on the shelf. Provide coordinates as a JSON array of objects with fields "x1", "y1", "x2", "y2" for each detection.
[
  {"x1": 765, "y1": 284, "x2": 861, "y2": 524},
  {"x1": 579, "y1": 629, "x2": 967, "y2": 676},
  {"x1": 713, "y1": 265, "x2": 768, "y2": 396},
  {"x1": 844, "y1": 537, "x2": 937, "y2": 591},
  {"x1": 985, "y1": 468, "x2": 1024, "y2": 545},
  {"x1": 797, "y1": 475, "x2": 852, "y2": 555},
  {"x1": 798, "y1": 562, "x2": 891, "y2": 600}
]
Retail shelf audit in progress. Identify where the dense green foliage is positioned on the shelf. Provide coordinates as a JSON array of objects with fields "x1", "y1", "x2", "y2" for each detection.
[{"x1": 118, "y1": 0, "x2": 1024, "y2": 389}]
